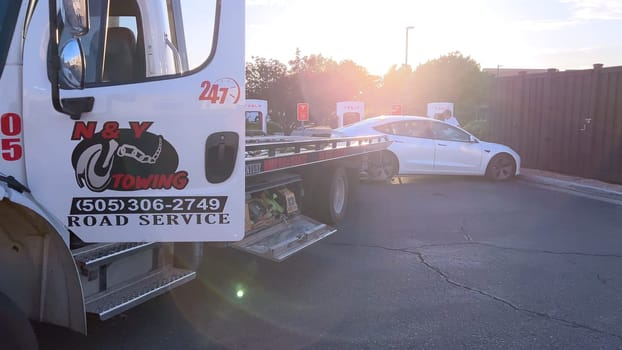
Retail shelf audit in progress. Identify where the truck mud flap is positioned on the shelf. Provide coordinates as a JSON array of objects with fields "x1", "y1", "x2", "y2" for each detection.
[{"x1": 232, "y1": 215, "x2": 336, "y2": 262}]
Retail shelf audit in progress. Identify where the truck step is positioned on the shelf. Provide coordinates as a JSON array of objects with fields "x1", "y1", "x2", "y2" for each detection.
[
  {"x1": 72, "y1": 242, "x2": 157, "y2": 270},
  {"x1": 233, "y1": 215, "x2": 336, "y2": 262},
  {"x1": 85, "y1": 267, "x2": 196, "y2": 320}
]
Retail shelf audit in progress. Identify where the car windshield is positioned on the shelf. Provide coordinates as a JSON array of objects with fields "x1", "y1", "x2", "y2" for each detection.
[{"x1": 0, "y1": 0, "x2": 21, "y2": 78}]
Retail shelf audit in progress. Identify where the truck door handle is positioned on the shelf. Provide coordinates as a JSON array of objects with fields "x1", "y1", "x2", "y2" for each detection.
[{"x1": 205, "y1": 132, "x2": 239, "y2": 184}]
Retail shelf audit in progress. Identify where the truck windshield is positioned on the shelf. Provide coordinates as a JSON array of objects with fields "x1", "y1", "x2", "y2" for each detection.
[{"x1": 0, "y1": 0, "x2": 21, "y2": 78}]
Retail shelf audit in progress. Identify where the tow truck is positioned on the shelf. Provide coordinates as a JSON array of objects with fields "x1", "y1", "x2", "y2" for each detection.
[{"x1": 0, "y1": 0, "x2": 389, "y2": 347}]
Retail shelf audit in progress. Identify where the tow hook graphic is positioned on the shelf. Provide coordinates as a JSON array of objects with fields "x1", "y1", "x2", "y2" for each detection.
[
  {"x1": 75, "y1": 140, "x2": 119, "y2": 192},
  {"x1": 75, "y1": 137, "x2": 164, "y2": 192}
]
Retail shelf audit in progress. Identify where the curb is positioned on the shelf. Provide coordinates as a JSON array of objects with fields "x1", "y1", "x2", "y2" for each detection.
[{"x1": 519, "y1": 174, "x2": 622, "y2": 204}]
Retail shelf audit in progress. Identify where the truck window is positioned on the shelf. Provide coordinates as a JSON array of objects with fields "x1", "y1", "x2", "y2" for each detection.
[
  {"x1": 60, "y1": 0, "x2": 218, "y2": 87},
  {"x1": 0, "y1": 0, "x2": 21, "y2": 79}
]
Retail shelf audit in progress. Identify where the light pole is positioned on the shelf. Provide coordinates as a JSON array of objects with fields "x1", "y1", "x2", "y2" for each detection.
[{"x1": 405, "y1": 26, "x2": 414, "y2": 66}]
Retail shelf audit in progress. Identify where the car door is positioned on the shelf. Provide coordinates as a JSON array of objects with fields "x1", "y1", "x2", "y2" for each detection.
[
  {"x1": 22, "y1": 0, "x2": 246, "y2": 243},
  {"x1": 379, "y1": 120, "x2": 436, "y2": 174},
  {"x1": 432, "y1": 122, "x2": 483, "y2": 174}
]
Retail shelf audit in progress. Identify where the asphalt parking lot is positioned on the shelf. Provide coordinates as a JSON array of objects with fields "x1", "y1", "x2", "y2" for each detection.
[{"x1": 37, "y1": 176, "x2": 622, "y2": 349}]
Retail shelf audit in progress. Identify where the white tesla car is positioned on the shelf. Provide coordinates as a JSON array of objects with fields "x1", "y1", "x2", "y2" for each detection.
[{"x1": 334, "y1": 115, "x2": 521, "y2": 181}]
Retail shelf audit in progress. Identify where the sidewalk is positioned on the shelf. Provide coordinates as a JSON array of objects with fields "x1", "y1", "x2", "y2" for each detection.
[{"x1": 519, "y1": 168, "x2": 622, "y2": 204}]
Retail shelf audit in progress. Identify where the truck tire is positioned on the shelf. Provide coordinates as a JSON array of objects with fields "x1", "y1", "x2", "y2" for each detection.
[
  {"x1": 0, "y1": 292, "x2": 38, "y2": 350},
  {"x1": 314, "y1": 166, "x2": 349, "y2": 225}
]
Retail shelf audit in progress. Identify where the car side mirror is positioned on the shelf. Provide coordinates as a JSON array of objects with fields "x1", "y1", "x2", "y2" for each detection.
[{"x1": 470, "y1": 135, "x2": 479, "y2": 143}]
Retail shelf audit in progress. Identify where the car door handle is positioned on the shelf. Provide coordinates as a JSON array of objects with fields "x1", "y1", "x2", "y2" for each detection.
[{"x1": 437, "y1": 143, "x2": 447, "y2": 147}]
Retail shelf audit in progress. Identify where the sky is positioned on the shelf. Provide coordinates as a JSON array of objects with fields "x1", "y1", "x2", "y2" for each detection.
[{"x1": 246, "y1": 0, "x2": 622, "y2": 76}]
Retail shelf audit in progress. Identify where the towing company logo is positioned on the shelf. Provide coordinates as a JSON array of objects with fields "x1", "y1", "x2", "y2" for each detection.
[{"x1": 71, "y1": 121, "x2": 189, "y2": 192}]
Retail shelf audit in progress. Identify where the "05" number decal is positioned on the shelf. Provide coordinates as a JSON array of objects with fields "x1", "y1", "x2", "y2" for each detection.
[{"x1": 1, "y1": 113, "x2": 23, "y2": 161}]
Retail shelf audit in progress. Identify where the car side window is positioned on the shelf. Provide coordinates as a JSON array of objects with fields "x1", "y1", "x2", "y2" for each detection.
[
  {"x1": 374, "y1": 122, "x2": 399, "y2": 135},
  {"x1": 433, "y1": 123, "x2": 471, "y2": 142},
  {"x1": 391, "y1": 122, "x2": 411, "y2": 136},
  {"x1": 409, "y1": 121, "x2": 435, "y2": 139}
]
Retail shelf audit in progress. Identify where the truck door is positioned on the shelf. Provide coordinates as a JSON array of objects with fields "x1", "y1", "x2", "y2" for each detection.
[{"x1": 22, "y1": 0, "x2": 246, "y2": 242}]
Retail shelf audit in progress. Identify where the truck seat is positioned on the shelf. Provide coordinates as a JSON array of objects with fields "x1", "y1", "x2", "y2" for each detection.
[{"x1": 103, "y1": 27, "x2": 136, "y2": 83}]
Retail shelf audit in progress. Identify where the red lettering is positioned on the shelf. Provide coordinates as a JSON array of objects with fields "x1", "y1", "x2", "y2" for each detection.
[
  {"x1": 172, "y1": 171, "x2": 189, "y2": 189},
  {"x1": 1, "y1": 113, "x2": 21, "y2": 136},
  {"x1": 71, "y1": 121, "x2": 97, "y2": 140},
  {"x1": 129, "y1": 122, "x2": 153, "y2": 139},
  {"x1": 199, "y1": 81, "x2": 211, "y2": 101},
  {"x1": 101, "y1": 122, "x2": 120, "y2": 140},
  {"x1": 121, "y1": 174, "x2": 135, "y2": 190},
  {"x1": 111, "y1": 174, "x2": 124, "y2": 188},
  {"x1": 156, "y1": 174, "x2": 174, "y2": 188},
  {"x1": 135, "y1": 174, "x2": 154, "y2": 189},
  {"x1": 263, "y1": 155, "x2": 307, "y2": 171},
  {"x1": 109, "y1": 172, "x2": 189, "y2": 190}
]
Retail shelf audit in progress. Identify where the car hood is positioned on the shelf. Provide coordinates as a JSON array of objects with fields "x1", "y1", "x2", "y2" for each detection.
[{"x1": 479, "y1": 141, "x2": 521, "y2": 161}]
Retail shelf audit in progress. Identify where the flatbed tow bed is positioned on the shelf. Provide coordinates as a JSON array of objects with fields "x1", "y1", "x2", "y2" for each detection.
[
  {"x1": 245, "y1": 135, "x2": 389, "y2": 176},
  {"x1": 234, "y1": 135, "x2": 390, "y2": 261}
]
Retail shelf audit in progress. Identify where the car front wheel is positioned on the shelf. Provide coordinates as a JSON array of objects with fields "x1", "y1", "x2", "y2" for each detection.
[{"x1": 486, "y1": 153, "x2": 516, "y2": 181}]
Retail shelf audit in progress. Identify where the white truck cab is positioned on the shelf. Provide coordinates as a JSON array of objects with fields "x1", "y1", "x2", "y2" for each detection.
[{"x1": 21, "y1": 0, "x2": 245, "y2": 243}]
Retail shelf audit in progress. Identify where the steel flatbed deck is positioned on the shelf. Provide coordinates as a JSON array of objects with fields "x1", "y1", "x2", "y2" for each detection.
[{"x1": 245, "y1": 135, "x2": 390, "y2": 176}]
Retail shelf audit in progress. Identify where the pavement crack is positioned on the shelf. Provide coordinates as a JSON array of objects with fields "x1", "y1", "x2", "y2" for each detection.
[
  {"x1": 326, "y1": 241, "x2": 622, "y2": 341},
  {"x1": 414, "y1": 241, "x2": 622, "y2": 259},
  {"x1": 410, "y1": 249, "x2": 622, "y2": 342}
]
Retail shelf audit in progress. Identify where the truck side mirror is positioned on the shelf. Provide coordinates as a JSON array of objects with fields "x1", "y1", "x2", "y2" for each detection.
[
  {"x1": 61, "y1": 0, "x2": 89, "y2": 36},
  {"x1": 59, "y1": 38, "x2": 85, "y2": 89}
]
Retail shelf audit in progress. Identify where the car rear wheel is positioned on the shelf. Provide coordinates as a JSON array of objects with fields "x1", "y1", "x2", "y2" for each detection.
[
  {"x1": 367, "y1": 151, "x2": 398, "y2": 182},
  {"x1": 486, "y1": 153, "x2": 516, "y2": 181}
]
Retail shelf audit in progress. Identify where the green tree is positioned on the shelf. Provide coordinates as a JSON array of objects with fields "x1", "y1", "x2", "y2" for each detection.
[
  {"x1": 409, "y1": 52, "x2": 491, "y2": 123},
  {"x1": 245, "y1": 56, "x2": 287, "y2": 99},
  {"x1": 245, "y1": 51, "x2": 490, "y2": 132}
]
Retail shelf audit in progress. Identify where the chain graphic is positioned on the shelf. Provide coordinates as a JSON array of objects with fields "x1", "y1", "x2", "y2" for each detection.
[{"x1": 116, "y1": 136, "x2": 163, "y2": 164}]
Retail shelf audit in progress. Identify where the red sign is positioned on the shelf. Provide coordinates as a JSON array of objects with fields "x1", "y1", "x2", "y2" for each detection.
[
  {"x1": 391, "y1": 104, "x2": 403, "y2": 115},
  {"x1": 297, "y1": 103, "x2": 309, "y2": 121}
]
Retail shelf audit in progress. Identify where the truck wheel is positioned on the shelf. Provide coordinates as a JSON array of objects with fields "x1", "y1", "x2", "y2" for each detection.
[
  {"x1": 314, "y1": 166, "x2": 349, "y2": 225},
  {"x1": 0, "y1": 292, "x2": 38, "y2": 350}
]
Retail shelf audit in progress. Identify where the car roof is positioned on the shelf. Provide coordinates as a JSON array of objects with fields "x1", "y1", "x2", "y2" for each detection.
[
  {"x1": 337, "y1": 115, "x2": 435, "y2": 131},
  {"x1": 366, "y1": 115, "x2": 431, "y2": 123}
]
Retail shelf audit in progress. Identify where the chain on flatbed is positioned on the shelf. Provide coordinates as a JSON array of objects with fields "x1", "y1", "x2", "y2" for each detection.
[{"x1": 245, "y1": 135, "x2": 390, "y2": 176}]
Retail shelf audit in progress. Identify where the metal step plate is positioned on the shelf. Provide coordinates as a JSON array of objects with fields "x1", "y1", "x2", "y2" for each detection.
[
  {"x1": 72, "y1": 242, "x2": 157, "y2": 269},
  {"x1": 233, "y1": 215, "x2": 337, "y2": 262},
  {"x1": 85, "y1": 267, "x2": 195, "y2": 320}
]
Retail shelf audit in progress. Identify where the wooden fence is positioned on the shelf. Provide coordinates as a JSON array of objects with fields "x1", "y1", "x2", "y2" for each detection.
[{"x1": 488, "y1": 64, "x2": 622, "y2": 184}]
